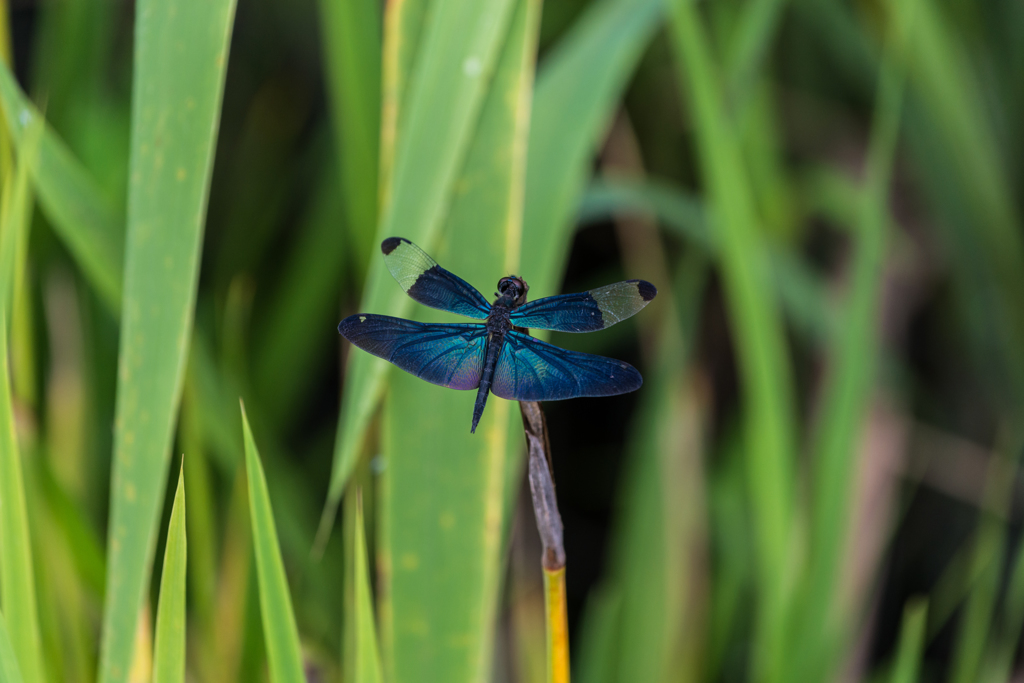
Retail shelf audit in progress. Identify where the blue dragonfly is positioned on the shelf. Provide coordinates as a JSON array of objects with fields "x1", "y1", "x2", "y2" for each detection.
[{"x1": 338, "y1": 237, "x2": 657, "y2": 433}]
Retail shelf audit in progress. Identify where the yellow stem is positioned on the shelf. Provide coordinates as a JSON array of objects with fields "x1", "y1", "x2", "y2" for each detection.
[{"x1": 544, "y1": 565, "x2": 570, "y2": 683}]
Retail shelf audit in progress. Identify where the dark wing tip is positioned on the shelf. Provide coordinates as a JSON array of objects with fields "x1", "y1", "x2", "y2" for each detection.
[
  {"x1": 636, "y1": 280, "x2": 657, "y2": 302},
  {"x1": 381, "y1": 237, "x2": 407, "y2": 255},
  {"x1": 338, "y1": 314, "x2": 363, "y2": 339},
  {"x1": 620, "y1": 361, "x2": 643, "y2": 392}
]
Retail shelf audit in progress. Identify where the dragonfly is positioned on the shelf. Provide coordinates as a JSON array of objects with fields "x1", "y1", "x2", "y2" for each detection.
[{"x1": 338, "y1": 237, "x2": 657, "y2": 433}]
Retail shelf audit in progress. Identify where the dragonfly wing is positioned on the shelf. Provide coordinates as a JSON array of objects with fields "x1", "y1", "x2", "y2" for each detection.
[
  {"x1": 509, "y1": 279, "x2": 656, "y2": 332},
  {"x1": 339, "y1": 314, "x2": 487, "y2": 390},
  {"x1": 490, "y1": 330, "x2": 642, "y2": 401},
  {"x1": 381, "y1": 237, "x2": 491, "y2": 319}
]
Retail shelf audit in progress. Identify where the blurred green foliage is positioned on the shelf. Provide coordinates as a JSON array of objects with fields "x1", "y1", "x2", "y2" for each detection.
[{"x1": 2, "y1": 0, "x2": 1024, "y2": 681}]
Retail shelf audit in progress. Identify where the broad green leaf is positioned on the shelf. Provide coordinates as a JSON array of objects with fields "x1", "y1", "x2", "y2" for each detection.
[
  {"x1": 507, "y1": 553, "x2": 547, "y2": 683},
  {"x1": 383, "y1": 0, "x2": 539, "y2": 680},
  {"x1": 326, "y1": 0, "x2": 519, "y2": 527},
  {"x1": 521, "y1": 0, "x2": 663, "y2": 299},
  {"x1": 31, "y1": 473, "x2": 97, "y2": 683},
  {"x1": 0, "y1": 614, "x2": 25, "y2": 683},
  {"x1": 0, "y1": 61, "x2": 123, "y2": 310},
  {"x1": 378, "y1": 0, "x2": 429, "y2": 205},
  {"x1": 241, "y1": 403, "x2": 305, "y2": 683},
  {"x1": 318, "y1": 0, "x2": 381, "y2": 272},
  {"x1": 152, "y1": 464, "x2": 187, "y2": 683},
  {"x1": 343, "y1": 490, "x2": 383, "y2": 683},
  {"x1": 0, "y1": 312, "x2": 46, "y2": 683},
  {"x1": 667, "y1": 2, "x2": 797, "y2": 681},
  {"x1": 97, "y1": 0, "x2": 238, "y2": 679}
]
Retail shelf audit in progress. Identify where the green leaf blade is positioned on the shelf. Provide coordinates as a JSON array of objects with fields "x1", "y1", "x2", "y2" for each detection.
[
  {"x1": 383, "y1": 0, "x2": 539, "y2": 680},
  {"x1": 318, "y1": 0, "x2": 381, "y2": 271},
  {"x1": 241, "y1": 403, "x2": 306, "y2": 683},
  {"x1": 522, "y1": 0, "x2": 664, "y2": 298},
  {"x1": 344, "y1": 490, "x2": 384, "y2": 683},
  {"x1": 97, "y1": 0, "x2": 238, "y2": 680},
  {"x1": 0, "y1": 312, "x2": 46, "y2": 683},
  {"x1": 0, "y1": 61, "x2": 123, "y2": 310},
  {"x1": 0, "y1": 614, "x2": 26, "y2": 683},
  {"x1": 326, "y1": 0, "x2": 520, "y2": 516},
  {"x1": 890, "y1": 600, "x2": 927, "y2": 683},
  {"x1": 152, "y1": 465, "x2": 187, "y2": 683},
  {"x1": 666, "y1": 2, "x2": 798, "y2": 681},
  {"x1": 802, "y1": 0, "x2": 914, "y2": 674}
]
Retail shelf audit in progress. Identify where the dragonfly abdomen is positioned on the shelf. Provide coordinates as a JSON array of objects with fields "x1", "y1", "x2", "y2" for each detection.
[{"x1": 471, "y1": 332, "x2": 505, "y2": 433}]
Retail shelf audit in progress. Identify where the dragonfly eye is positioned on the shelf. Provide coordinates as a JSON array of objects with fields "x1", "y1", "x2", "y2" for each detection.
[
  {"x1": 498, "y1": 277, "x2": 517, "y2": 295},
  {"x1": 498, "y1": 276, "x2": 529, "y2": 304}
]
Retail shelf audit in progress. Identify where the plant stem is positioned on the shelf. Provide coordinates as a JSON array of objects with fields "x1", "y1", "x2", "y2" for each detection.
[{"x1": 520, "y1": 400, "x2": 569, "y2": 682}]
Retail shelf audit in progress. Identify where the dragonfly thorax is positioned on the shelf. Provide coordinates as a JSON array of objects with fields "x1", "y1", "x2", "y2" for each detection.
[{"x1": 487, "y1": 299, "x2": 515, "y2": 335}]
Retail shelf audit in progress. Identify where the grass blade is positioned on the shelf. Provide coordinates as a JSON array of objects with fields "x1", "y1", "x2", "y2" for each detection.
[
  {"x1": 324, "y1": 0, "x2": 520, "y2": 527},
  {"x1": 905, "y1": 1, "x2": 1024, "y2": 403},
  {"x1": 579, "y1": 178, "x2": 835, "y2": 344},
  {"x1": 606, "y1": 359, "x2": 701, "y2": 683},
  {"x1": 0, "y1": 133, "x2": 33, "y2": 317},
  {"x1": 0, "y1": 614, "x2": 25, "y2": 683},
  {"x1": 667, "y1": 2, "x2": 798, "y2": 680},
  {"x1": 0, "y1": 121, "x2": 36, "y2": 414},
  {"x1": 890, "y1": 599, "x2": 927, "y2": 683},
  {"x1": 178, "y1": 383, "x2": 218, "y2": 681},
  {"x1": 343, "y1": 489, "x2": 383, "y2": 683},
  {"x1": 0, "y1": 61, "x2": 123, "y2": 310},
  {"x1": 0, "y1": 311, "x2": 46, "y2": 683},
  {"x1": 318, "y1": 0, "x2": 381, "y2": 271},
  {"x1": 724, "y1": 0, "x2": 786, "y2": 112},
  {"x1": 803, "y1": 0, "x2": 913, "y2": 673},
  {"x1": 251, "y1": 163, "x2": 346, "y2": 429},
  {"x1": 948, "y1": 451, "x2": 1016, "y2": 683},
  {"x1": 152, "y1": 464, "x2": 187, "y2": 683},
  {"x1": 521, "y1": 0, "x2": 663, "y2": 298},
  {"x1": 98, "y1": 0, "x2": 238, "y2": 678},
  {"x1": 241, "y1": 403, "x2": 305, "y2": 683},
  {"x1": 579, "y1": 177, "x2": 710, "y2": 250}
]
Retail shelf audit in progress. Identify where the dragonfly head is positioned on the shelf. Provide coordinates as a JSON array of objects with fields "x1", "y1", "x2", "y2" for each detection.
[{"x1": 497, "y1": 276, "x2": 529, "y2": 306}]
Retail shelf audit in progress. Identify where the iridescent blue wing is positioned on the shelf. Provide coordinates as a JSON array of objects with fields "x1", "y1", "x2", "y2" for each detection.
[
  {"x1": 381, "y1": 237, "x2": 491, "y2": 319},
  {"x1": 339, "y1": 314, "x2": 487, "y2": 390},
  {"x1": 509, "y1": 280, "x2": 656, "y2": 332},
  {"x1": 490, "y1": 330, "x2": 642, "y2": 400}
]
